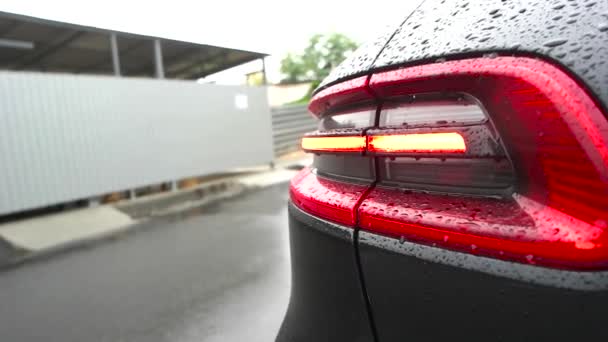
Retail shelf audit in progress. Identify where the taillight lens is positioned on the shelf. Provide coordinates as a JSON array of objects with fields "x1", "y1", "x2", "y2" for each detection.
[
  {"x1": 368, "y1": 132, "x2": 467, "y2": 154},
  {"x1": 301, "y1": 136, "x2": 366, "y2": 153},
  {"x1": 293, "y1": 56, "x2": 608, "y2": 270},
  {"x1": 290, "y1": 169, "x2": 370, "y2": 226},
  {"x1": 308, "y1": 76, "x2": 374, "y2": 116},
  {"x1": 358, "y1": 187, "x2": 606, "y2": 269},
  {"x1": 379, "y1": 99, "x2": 486, "y2": 126}
]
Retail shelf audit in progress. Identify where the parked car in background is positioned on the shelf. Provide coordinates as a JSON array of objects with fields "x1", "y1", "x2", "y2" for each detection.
[{"x1": 278, "y1": 0, "x2": 608, "y2": 341}]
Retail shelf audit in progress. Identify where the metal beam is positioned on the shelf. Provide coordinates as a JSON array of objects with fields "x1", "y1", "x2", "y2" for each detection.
[
  {"x1": 109, "y1": 33, "x2": 121, "y2": 76},
  {"x1": 153, "y1": 39, "x2": 164, "y2": 79},
  {"x1": 260, "y1": 57, "x2": 267, "y2": 85},
  {"x1": 73, "y1": 40, "x2": 147, "y2": 74},
  {"x1": 0, "y1": 38, "x2": 34, "y2": 50},
  {"x1": 12, "y1": 30, "x2": 84, "y2": 70},
  {"x1": 187, "y1": 54, "x2": 261, "y2": 80},
  {"x1": 124, "y1": 47, "x2": 201, "y2": 77},
  {"x1": 170, "y1": 50, "x2": 230, "y2": 79},
  {"x1": 0, "y1": 19, "x2": 22, "y2": 36}
]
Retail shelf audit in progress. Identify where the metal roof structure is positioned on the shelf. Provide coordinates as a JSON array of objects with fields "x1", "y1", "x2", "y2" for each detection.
[{"x1": 0, "y1": 11, "x2": 267, "y2": 80}]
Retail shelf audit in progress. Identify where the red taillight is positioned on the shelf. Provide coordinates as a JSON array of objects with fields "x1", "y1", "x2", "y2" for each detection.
[
  {"x1": 308, "y1": 76, "x2": 374, "y2": 116},
  {"x1": 358, "y1": 188, "x2": 606, "y2": 269},
  {"x1": 289, "y1": 168, "x2": 371, "y2": 226},
  {"x1": 294, "y1": 56, "x2": 608, "y2": 270},
  {"x1": 368, "y1": 133, "x2": 466, "y2": 154}
]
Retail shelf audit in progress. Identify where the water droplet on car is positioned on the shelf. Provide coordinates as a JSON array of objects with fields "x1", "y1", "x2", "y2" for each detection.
[
  {"x1": 594, "y1": 219, "x2": 607, "y2": 229},
  {"x1": 585, "y1": 1, "x2": 597, "y2": 8},
  {"x1": 544, "y1": 38, "x2": 568, "y2": 47}
]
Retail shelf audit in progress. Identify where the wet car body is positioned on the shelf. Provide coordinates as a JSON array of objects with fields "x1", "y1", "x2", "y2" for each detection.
[{"x1": 277, "y1": 1, "x2": 608, "y2": 341}]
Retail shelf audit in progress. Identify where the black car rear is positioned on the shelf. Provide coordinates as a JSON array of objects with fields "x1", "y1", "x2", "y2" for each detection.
[{"x1": 278, "y1": 1, "x2": 608, "y2": 341}]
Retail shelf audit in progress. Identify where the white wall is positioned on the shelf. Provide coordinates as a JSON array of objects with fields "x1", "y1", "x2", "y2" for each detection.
[{"x1": 0, "y1": 71, "x2": 273, "y2": 215}]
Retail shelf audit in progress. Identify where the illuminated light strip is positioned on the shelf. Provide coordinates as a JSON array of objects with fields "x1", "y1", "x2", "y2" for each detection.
[
  {"x1": 368, "y1": 132, "x2": 466, "y2": 153},
  {"x1": 301, "y1": 136, "x2": 366, "y2": 152}
]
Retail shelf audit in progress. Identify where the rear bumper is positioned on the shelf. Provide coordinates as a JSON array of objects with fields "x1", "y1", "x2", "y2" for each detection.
[
  {"x1": 360, "y1": 232, "x2": 608, "y2": 342},
  {"x1": 280, "y1": 201, "x2": 608, "y2": 342},
  {"x1": 276, "y1": 202, "x2": 374, "y2": 342}
]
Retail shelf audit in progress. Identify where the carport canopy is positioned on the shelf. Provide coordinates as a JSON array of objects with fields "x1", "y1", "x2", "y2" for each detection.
[{"x1": 0, "y1": 11, "x2": 267, "y2": 80}]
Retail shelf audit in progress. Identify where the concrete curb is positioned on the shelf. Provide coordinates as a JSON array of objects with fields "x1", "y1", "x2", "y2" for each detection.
[
  {"x1": 115, "y1": 178, "x2": 245, "y2": 219},
  {"x1": 0, "y1": 165, "x2": 304, "y2": 269},
  {"x1": 0, "y1": 220, "x2": 135, "y2": 270}
]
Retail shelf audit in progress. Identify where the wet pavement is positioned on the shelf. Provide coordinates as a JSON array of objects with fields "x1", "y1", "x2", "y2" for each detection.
[{"x1": 0, "y1": 184, "x2": 291, "y2": 342}]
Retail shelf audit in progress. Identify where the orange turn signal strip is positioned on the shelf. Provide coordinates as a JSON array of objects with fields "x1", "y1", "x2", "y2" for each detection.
[
  {"x1": 368, "y1": 132, "x2": 466, "y2": 153},
  {"x1": 301, "y1": 136, "x2": 366, "y2": 152},
  {"x1": 302, "y1": 132, "x2": 466, "y2": 153}
]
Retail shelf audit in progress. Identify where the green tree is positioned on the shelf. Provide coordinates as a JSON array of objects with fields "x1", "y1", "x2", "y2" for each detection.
[{"x1": 280, "y1": 33, "x2": 358, "y2": 84}]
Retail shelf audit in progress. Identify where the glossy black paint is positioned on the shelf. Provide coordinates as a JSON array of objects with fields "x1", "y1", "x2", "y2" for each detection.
[
  {"x1": 359, "y1": 238, "x2": 608, "y2": 342},
  {"x1": 276, "y1": 203, "x2": 374, "y2": 342},
  {"x1": 319, "y1": 0, "x2": 608, "y2": 113},
  {"x1": 374, "y1": 0, "x2": 608, "y2": 110}
]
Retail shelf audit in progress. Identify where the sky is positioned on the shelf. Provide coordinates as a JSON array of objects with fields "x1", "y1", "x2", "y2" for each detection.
[{"x1": 1, "y1": 0, "x2": 419, "y2": 84}]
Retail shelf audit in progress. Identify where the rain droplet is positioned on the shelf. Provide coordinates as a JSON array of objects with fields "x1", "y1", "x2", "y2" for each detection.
[
  {"x1": 585, "y1": 2, "x2": 597, "y2": 8},
  {"x1": 544, "y1": 38, "x2": 568, "y2": 47},
  {"x1": 594, "y1": 219, "x2": 607, "y2": 229}
]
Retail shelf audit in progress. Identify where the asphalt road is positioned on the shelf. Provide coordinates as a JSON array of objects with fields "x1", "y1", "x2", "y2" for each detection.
[{"x1": 0, "y1": 184, "x2": 291, "y2": 342}]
